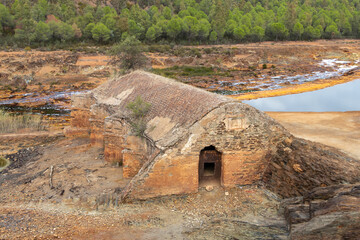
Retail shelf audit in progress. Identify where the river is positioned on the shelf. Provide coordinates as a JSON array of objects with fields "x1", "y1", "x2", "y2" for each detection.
[{"x1": 243, "y1": 79, "x2": 360, "y2": 112}]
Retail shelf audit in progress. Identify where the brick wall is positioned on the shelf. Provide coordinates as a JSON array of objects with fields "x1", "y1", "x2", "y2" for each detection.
[
  {"x1": 64, "y1": 93, "x2": 94, "y2": 138},
  {"x1": 129, "y1": 154, "x2": 199, "y2": 199}
]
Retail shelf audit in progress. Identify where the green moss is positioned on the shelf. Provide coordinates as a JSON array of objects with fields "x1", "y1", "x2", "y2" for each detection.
[{"x1": 152, "y1": 66, "x2": 216, "y2": 78}]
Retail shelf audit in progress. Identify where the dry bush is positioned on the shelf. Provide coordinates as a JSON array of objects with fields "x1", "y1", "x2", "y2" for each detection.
[{"x1": 0, "y1": 109, "x2": 45, "y2": 134}]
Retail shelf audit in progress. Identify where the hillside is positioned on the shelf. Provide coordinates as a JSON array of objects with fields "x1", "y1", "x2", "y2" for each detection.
[{"x1": 0, "y1": 0, "x2": 360, "y2": 48}]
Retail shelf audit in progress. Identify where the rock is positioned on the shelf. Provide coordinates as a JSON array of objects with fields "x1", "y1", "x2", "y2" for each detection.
[
  {"x1": 281, "y1": 184, "x2": 360, "y2": 239},
  {"x1": 225, "y1": 191, "x2": 229, "y2": 196},
  {"x1": 263, "y1": 138, "x2": 360, "y2": 198},
  {"x1": 304, "y1": 184, "x2": 354, "y2": 202},
  {"x1": 205, "y1": 186, "x2": 214, "y2": 192},
  {"x1": 290, "y1": 211, "x2": 360, "y2": 240},
  {"x1": 284, "y1": 204, "x2": 310, "y2": 227}
]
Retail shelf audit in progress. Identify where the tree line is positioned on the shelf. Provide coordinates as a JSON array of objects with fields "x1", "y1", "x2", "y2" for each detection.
[{"x1": 0, "y1": 0, "x2": 360, "y2": 47}]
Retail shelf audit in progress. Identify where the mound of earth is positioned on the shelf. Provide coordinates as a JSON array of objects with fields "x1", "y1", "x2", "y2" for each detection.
[{"x1": 263, "y1": 137, "x2": 360, "y2": 198}]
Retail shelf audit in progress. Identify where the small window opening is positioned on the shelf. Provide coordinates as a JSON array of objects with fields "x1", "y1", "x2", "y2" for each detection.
[{"x1": 203, "y1": 162, "x2": 215, "y2": 176}]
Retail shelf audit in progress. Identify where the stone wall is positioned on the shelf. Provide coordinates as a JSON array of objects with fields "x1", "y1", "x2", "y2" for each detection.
[
  {"x1": 126, "y1": 103, "x2": 289, "y2": 199},
  {"x1": 89, "y1": 104, "x2": 111, "y2": 146},
  {"x1": 128, "y1": 154, "x2": 199, "y2": 199},
  {"x1": 183, "y1": 103, "x2": 287, "y2": 187},
  {"x1": 262, "y1": 137, "x2": 360, "y2": 198},
  {"x1": 103, "y1": 117, "x2": 127, "y2": 164},
  {"x1": 222, "y1": 151, "x2": 270, "y2": 186},
  {"x1": 64, "y1": 92, "x2": 94, "y2": 138}
]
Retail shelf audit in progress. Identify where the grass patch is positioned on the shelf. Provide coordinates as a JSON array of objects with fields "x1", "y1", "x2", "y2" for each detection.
[
  {"x1": 151, "y1": 66, "x2": 233, "y2": 78},
  {"x1": 0, "y1": 109, "x2": 45, "y2": 134}
]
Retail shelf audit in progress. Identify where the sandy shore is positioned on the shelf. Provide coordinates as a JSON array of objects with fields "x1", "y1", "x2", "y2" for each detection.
[{"x1": 268, "y1": 111, "x2": 360, "y2": 160}]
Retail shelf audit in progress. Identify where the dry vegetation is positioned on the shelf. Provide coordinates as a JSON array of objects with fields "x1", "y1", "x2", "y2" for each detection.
[{"x1": 0, "y1": 109, "x2": 44, "y2": 133}]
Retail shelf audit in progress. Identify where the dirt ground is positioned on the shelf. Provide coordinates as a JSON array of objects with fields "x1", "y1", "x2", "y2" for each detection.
[
  {"x1": 0, "y1": 137, "x2": 287, "y2": 240},
  {"x1": 267, "y1": 111, "x2": 360, "y2": 160}
]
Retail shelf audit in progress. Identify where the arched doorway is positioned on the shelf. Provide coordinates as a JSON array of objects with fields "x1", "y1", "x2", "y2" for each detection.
[{"x1": 199, "y1": 146, "x2": 222, "y2": 185}]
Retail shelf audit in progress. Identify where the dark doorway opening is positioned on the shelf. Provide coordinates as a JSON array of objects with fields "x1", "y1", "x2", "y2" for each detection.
[
  {"x1": 199, "y1": 146, "x2": 222, "y2": 185},
  {"x1": 204, "y1": 162, "x2": 215, "y2": 176}
]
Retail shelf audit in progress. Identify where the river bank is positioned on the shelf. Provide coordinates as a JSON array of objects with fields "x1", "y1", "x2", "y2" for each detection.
[{"x1": 268, "y1": 111, "x2": 360, "y2": 160}]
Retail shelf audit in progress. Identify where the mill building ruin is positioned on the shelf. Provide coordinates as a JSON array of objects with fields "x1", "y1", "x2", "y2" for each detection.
[{"x1": 65, "y1": 71, "x2": 290, "y2": 199}]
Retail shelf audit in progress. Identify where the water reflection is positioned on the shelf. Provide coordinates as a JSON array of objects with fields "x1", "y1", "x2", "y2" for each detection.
[{"x1": 243, "y1": 79, "x2": 360, "y2": 112}]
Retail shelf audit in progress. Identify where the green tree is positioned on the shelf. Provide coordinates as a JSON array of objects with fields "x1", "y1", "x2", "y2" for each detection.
[
  {"x1": 210, "y1": 0, "x2": 228, "y2": 39},
  {"x1": 0, "y1": 3, "x2": 13, "y2": 35},
  {"x1": 209, "y1": 30, "x2": 217, "y2": 42},
  {"x1": 251, "y1": 26, "x2": 265, "y2": 41},
  {"x1": 109, "y1": 35, "x2": 147, "y2": 70},
  {"x1": 162, "y1": 6, "x2": 172, "y2": 20},
  {"x1": 198, "y1": 18, "x2": 211, "y2": 40},
  {"x1": 128, "y1": 19, "x2": 145, "y2": 39},
  {"x1": 31, "y1": 0, "x2": 49, "y2": 22},
  {"x1": 325, "y1": 23, "x2": 340, "y2": 39},
  {"x1": 146, "y1": 26, "x2": 156, "y2": 42},
  {"x1": 84, "y1": 22, "x2": 95, "y2": 39},
  {"x1": 34, "y1": 21, "x2": 52, "y2": 42},
  {"x1": 14, "y1": 18, "x2": 36, "y2": 45},
  {"x1": 225, "y1": 19, "x2": 237, "y2": 36},
  {"x1": 182, "y1": 16, "x2": 200, "y2": 39},
  {"x1": 92, "y1": 22, "x2": 112, "y2": 42},
  {"x1": 166, "y1": 17, "x2": 182, "y2": 40},
  {"x1": 268, "y1": 22, "x2": 289, "y2": 40},
  {"x1": 304, "y1": 25, "x2": 321, "y2": 40},
  {"x1": 233, "y1": 27, "x2": 245, "y2": 40},
  {"x1": 57, "y1": 22, "x2": 75, "y2": 42},
  {"x1": 292, "y1": 21, "x2": 304, "y2": 40}
]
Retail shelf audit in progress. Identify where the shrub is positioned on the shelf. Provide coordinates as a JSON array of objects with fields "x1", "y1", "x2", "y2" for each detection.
[
  {"x1": 204, "y1": 48, "x2": 212, "y2": 54},
  {"x1": 126, "y1": 96, "x2": 151, "y2": 137},
  {"x1": 109, "y1": 36, "x2": 147, "y2": 70}
]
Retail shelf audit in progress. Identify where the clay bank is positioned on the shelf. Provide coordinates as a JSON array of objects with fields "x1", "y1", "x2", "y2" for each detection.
[{"x1": 65, "y1": 71, "x2": 360, "y2": 200}]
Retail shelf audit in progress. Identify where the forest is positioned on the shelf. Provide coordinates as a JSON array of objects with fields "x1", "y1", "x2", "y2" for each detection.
[{"x1": 0, "y1": 0, "x2": 360, "y2": 47}]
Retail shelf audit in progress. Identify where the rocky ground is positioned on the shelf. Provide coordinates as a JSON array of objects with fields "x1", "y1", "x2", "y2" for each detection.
[
  {"x1": 0, "y1": 135, "x2": 358, "y2": 239},
  {"x1": 0, "y1": 136, "x2": 288, "y2": 239}
]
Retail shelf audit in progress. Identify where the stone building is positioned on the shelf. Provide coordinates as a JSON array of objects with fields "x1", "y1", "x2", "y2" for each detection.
[{"x1": 65, "y1": 71, "x2": 292, "y2": 199}]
